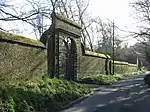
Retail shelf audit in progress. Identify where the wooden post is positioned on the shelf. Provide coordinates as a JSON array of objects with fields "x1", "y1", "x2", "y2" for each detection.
[{"x1": 112, "y1": 21, "x2": 115, "y2": 75}]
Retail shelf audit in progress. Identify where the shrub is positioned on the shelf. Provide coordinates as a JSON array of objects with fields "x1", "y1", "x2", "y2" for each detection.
[
  {"x1": 0, "y1": 78, "x2": 91, "y2": 112},
  {"x1": 122, "y1": 71, "x2": 145, "y2": 77},
  {"x1": 79, "y1": 75, "x2": 119, "y2": 85},
  {"x1": 79, "y1": 71, "x2": 144, "y2": 85}
]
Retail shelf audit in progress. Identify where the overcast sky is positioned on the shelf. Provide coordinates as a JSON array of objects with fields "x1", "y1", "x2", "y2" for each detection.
[
  {"x1": 88, "y1": 0, "x2": 139, "y2": 46},
  {"x1": 2, "y1": 0, "x2": 139, "y2": 46}
]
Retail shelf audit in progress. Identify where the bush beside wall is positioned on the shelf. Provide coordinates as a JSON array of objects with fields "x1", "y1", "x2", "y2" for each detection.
[{"x1": 0, "y1": 77, "x2": 91, "y2": 112}]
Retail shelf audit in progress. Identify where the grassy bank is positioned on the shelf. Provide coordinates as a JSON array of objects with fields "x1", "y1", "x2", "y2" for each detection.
[
  {"x1": 0, "y1": 77, "x2": 91, "y2": 112},
  {"x1": 78, "y1": 71, "x2": 146, "y2": 85}
]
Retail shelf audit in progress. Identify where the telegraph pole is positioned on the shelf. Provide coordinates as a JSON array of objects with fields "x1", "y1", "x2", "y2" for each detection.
[{"x1": 112, "y1": 21, "x2": 115, "y2": 75}]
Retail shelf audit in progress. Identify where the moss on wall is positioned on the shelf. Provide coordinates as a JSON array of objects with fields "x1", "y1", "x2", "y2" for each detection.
[
  {"x1": 0, "y1": 31, "x2": 47, "y2": 83},
  {"x1": 85, "y1": 50, "x2": 111, "y2": 59},
  {"x1": 114, "y1": 60, "x2": 128, "y2": 65},
  {"x1": 0, "y1": 30, "x2": 45, "y2": 47}
]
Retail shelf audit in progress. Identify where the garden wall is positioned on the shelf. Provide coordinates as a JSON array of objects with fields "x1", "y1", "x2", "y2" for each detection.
[
  {"x1": 0, "y1": 30, "x2": 138, "y2": 82},
  {"x1": 78, "y1": 50, "x2": 138, "y2": 79},
  {"x1": 0, "y1": 30, "x2": 47, "y2": 82},
  {"x1": 114, "y1": 63, "x2": 137, "y2": 74},
  {"x1": 78, "y1": 56, "x2": 107, "y2": 78}
]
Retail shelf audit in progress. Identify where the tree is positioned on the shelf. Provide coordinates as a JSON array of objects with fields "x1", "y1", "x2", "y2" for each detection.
[
  {"x1": 55, "y1": 0, "x2": 94, "y2": 50},
  {"x1": 132, "y1": 42, "x2": 150, "y2": 67},
  {"x1": 92, "y1": 18, "x2": 122, "y2": 57},
  {"x1": 0, "y1": 0, "x2": 44, "y2": 36},
  {"x1": 39, "y1": 0, "x2": 95, "y2": 49},
  {"x1": 0, "y1": 0, "x2": 94, "y2": 44},
  {"x1": 131, "y1": 0, "x2": 150, "y2": 67},
  {"x1": 0, "y1": 1, "x2": 39, "y2": 24},
  {"x1": 0, "y1": 0, "x2": 123, "y2": 54}
]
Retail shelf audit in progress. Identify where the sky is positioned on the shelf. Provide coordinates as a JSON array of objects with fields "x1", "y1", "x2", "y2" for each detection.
[
  {"x1": 88, "y1": 0, "x2": 139, "y2": 46},
  {"x1": 1, "y1": 0, "x2": 139, "y2": 46},
  {"x1": 88, "y1": 0, "x2": 138, "y2": 30}
]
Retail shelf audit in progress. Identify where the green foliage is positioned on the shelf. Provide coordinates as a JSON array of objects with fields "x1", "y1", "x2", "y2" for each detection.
[
  {"x1": 79, "y1": 71, "x2": 144, "y2": 85},
  {"x1": 0, "y1": 78, "x2": 91, "y2": 112},
  {"x1": 79, "y1": 75, "x2": 119, "y2": 85},
  {"x1": 122, "y1": 71, "x2": 146, "y2": 77}
]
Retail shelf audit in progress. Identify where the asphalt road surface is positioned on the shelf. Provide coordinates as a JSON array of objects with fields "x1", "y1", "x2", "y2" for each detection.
[{"x1": 62, "y1": 74, "x2": 150, "y2": 112}]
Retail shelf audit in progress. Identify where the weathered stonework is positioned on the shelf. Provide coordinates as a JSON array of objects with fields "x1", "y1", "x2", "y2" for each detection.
[
  {"x1": 44, "y1": 13, "x2": 82, "y2": 80},
  {"x1": 0, "y1": 13, "x2": 138, "y2": 83},
  {"x1": 0, "y1": 30, "x2": 47, "y2": 83},
  {"x1": 43, "y1": 13, "x2": 138, "y2": 80}
]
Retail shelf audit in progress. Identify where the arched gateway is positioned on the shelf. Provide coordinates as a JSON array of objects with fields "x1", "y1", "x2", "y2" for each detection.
[{"x1": 41, "y1": 13, "x2": 82, "y2": 81}]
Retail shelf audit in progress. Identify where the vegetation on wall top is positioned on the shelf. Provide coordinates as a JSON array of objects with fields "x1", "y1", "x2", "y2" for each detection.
[
  {"x1": 114, "y1": 60, "x2": 129, "y2": 65},
  {"x1": 128, "y1": 63, "x2": 137, "y2": 67},
  {"x1": 85, "y1": 50, "x2": 111, "y2": 59},
  {"x1": 0, "y1": 30, "x2": 44, "y2": 47},
  {"x1": 85, "y1": 50, "x2": 137, "y2": 66},
  {"x1": 114, "y1": 60, "x2": 137, "y2": 66}
]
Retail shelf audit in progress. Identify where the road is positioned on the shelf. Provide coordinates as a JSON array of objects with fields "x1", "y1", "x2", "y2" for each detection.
[{"x1": 62, "y1": 74, "x2": 150, "y2": 112}]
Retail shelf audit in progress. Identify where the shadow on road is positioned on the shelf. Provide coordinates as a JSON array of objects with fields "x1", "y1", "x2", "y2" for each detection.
[{"x1": 63, "y1": 74, "x2": 150, "y2": 112}]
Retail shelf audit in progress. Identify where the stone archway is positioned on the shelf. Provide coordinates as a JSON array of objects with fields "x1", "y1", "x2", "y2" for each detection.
[
  {"x1": 59, "y1": 36, "x2": 77, "y2": 80},
  {"x1": 68, "y1": 38, "x2": 77, "y2": 80},
  {"x1": 45, "y1": 13, "x2": 81, "y2": 81}
]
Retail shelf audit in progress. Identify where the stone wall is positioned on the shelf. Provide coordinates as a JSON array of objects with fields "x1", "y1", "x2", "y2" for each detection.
[
  {"x1": 0, "y1": 30, "x2": 47, "y2": 82},
  {"x1": 0, "y1": 11, "x2": 138, "y2": 82},
  {"x1": 42, "y1": 13, "x2": 138, "y2": 80},
  {"x1": 77, "y1": 49, "x2": 138, "y2": 78},
  {"x1": 114, "y1": 63, "x2": 137, "y2": 74},
  {"x1": 78, "y1": 56, "x2": 106, "y2": 78},
  {"x1": 0, "y1": 29, "x2": 138, "y2": 82},
  {"x1": 77, "y1": 56, "x2": 137, "y2": 79}
]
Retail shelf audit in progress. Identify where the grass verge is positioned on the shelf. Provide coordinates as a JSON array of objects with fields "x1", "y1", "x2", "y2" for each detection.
[
  {"x1": 78, "y1": 75, "x2": 120, "y2": 85},
  {"x1": 0, "y1": 77, "x2": 91, "y2": 112},
  {"x1": 78, "y1": 71, "x2": 146, "y2": 85}
]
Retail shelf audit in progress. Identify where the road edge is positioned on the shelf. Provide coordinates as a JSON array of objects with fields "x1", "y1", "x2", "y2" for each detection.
[{"x1": 61, "y1": 91, "x2": 94, "y2": 111}]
